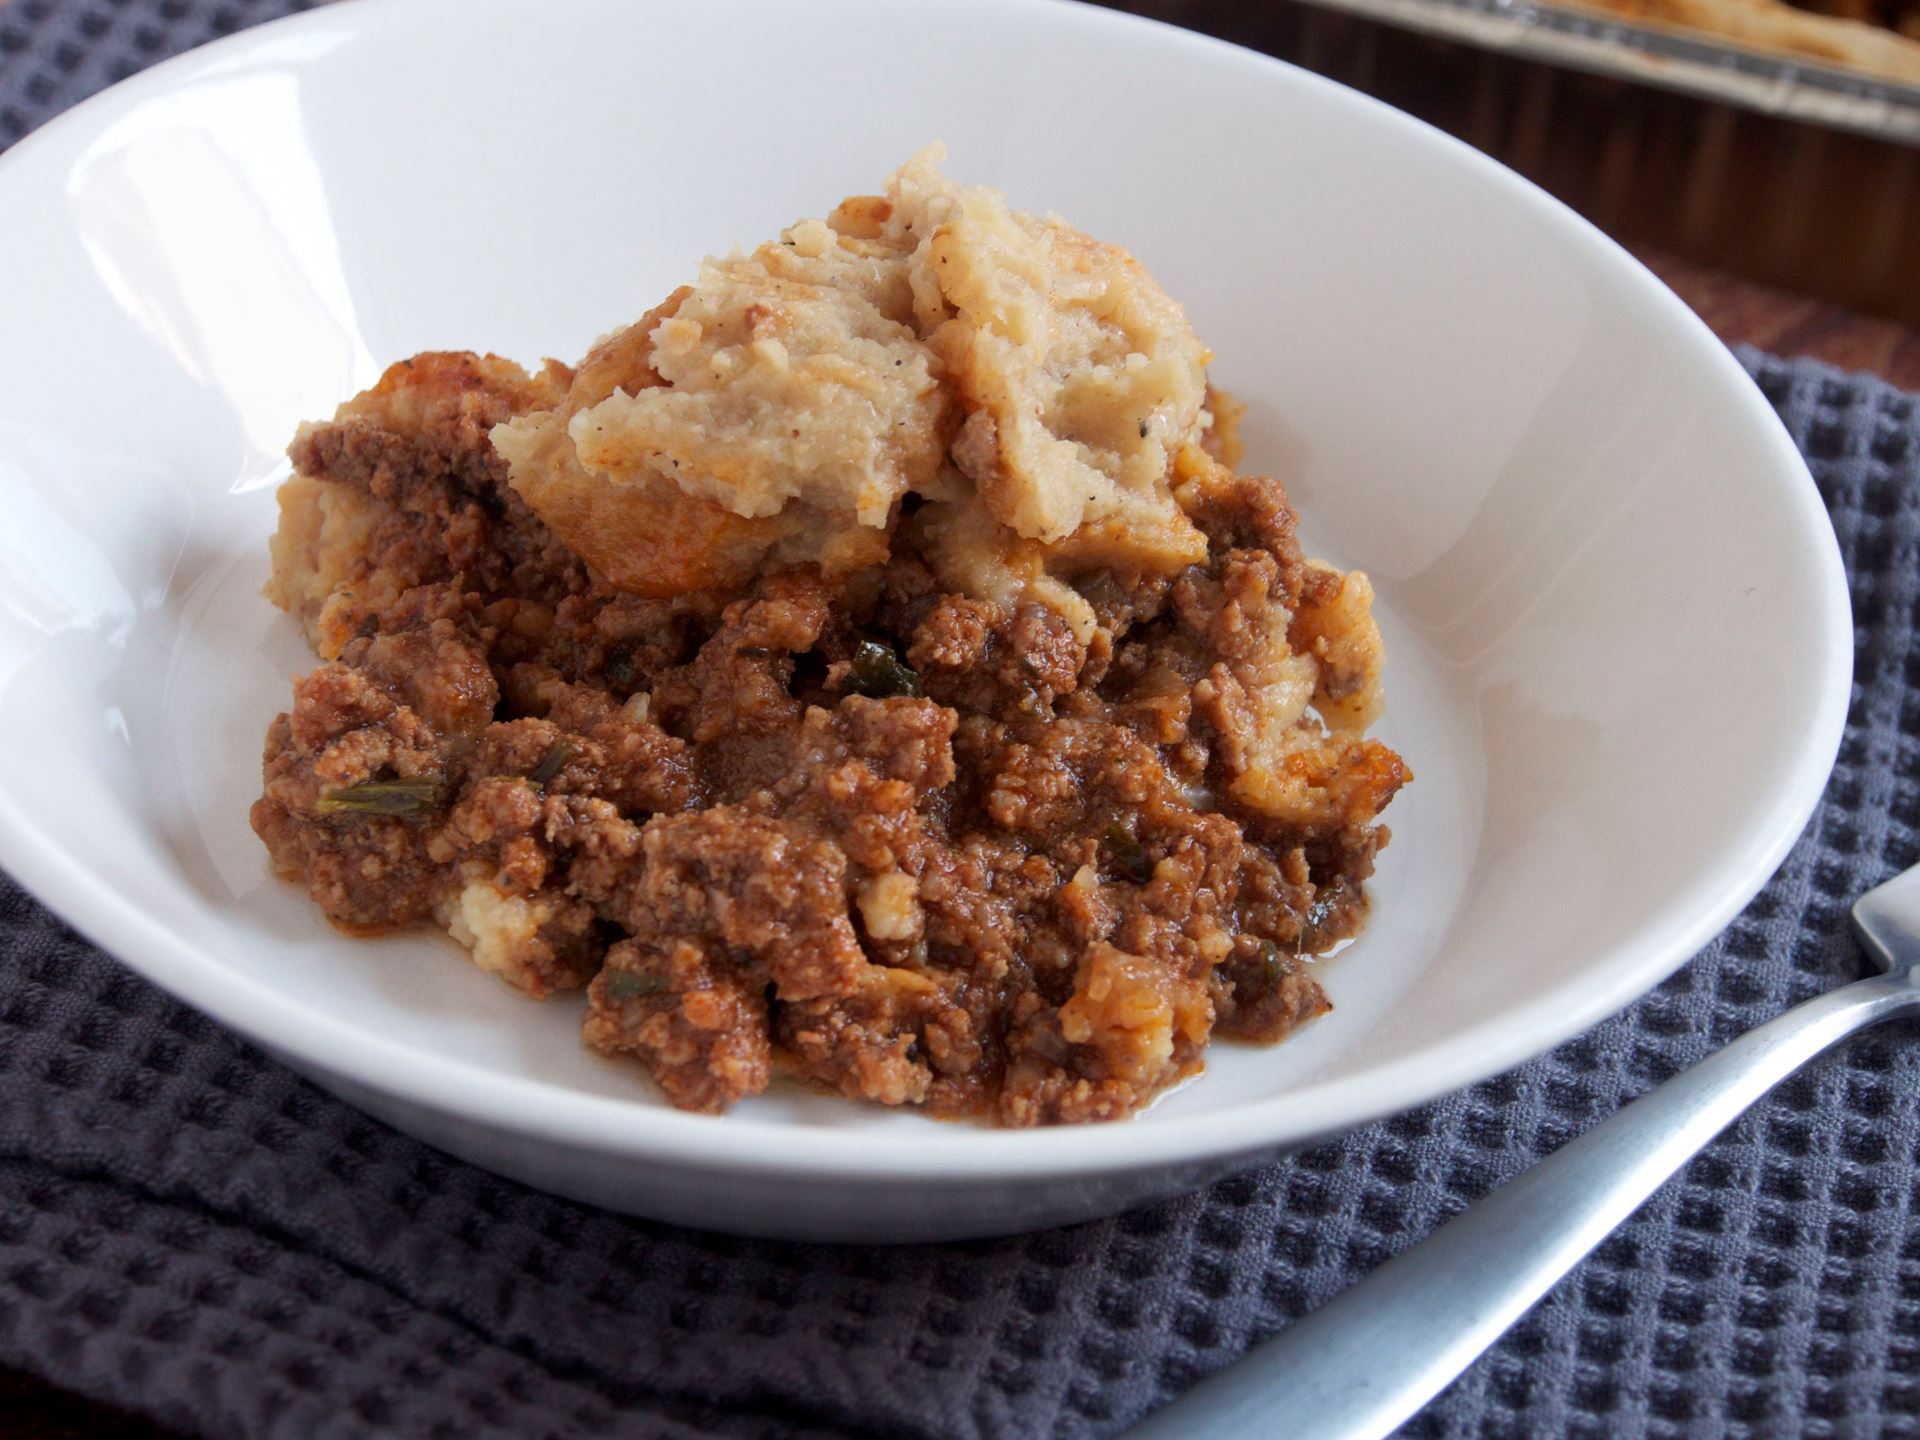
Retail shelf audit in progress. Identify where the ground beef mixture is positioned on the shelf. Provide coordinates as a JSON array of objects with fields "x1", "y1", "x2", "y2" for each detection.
[{"x1": 252, "y1": 351, "x2": 1408, "y2": 1125}]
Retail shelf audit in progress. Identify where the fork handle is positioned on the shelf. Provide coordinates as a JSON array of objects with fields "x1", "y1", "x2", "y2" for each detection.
[{"x1": 1125, "y1": 970, "x2": 1920, "y2": 1440}]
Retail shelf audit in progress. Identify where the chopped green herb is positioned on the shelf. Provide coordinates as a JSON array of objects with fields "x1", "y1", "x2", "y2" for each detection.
[
  {"x1": 1258, "y1": 938, "x2": 1288, "y2": 982},
  {"x1": 529, "y1": 741, "x2": 576, "y2": 789},
  {"x1": 1295, "y1": 893, "x2": 1341, "y2": 954},
  {"x1": 735, "y1": 645, "x2": 772, "y2": 660},
  {"x1": 605, "y1": 648, "x2": 638, "y2": 689},
  {"x1": 316, "y1": 778, "x2": 438, "y2": 817},
  {"x1": 603, "y1": 970, "x2": 666, "y2": 1002},
  {"x1": 1103, "y1": 821, "x2": 1154, "y2": 884},
  {"x1": 355, "y1": 614, "x2": 380, "y2": 639},
  {"x1": 844, "y1": 640, "x2": 924, "y2": 699}
]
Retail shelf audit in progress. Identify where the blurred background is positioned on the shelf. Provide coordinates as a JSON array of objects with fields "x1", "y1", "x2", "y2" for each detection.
[
  {"x1": 0, "y1": 0, "x2": 1915, "y2": 1434},
  {"x1": 1097, "y1": 0, "x2": 1920, "y2": 384}
]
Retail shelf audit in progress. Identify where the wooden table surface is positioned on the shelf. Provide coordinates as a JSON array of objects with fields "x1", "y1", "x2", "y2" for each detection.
[
  {"x1": 0, "y1": 246, "x2": 1914, "y2": 1440},
  {"x1": 1642, "y1": 250, "x2": 1920, "y2": 390}
]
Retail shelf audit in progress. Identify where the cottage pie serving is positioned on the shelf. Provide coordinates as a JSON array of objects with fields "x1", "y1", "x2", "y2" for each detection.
[{"x1": 251, "y1": 147, "x2": 1409, "y2": 1125}]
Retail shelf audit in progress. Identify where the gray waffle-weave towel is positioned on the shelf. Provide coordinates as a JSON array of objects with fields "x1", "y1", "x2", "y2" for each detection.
[{"x1": 4, "y1": 3, "x2": 1920, "y2": 1437}]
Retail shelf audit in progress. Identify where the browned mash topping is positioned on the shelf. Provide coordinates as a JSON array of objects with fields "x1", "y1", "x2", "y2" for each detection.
[{"x1": 252, "y1": 148, "x2": 1409, "y2": 1125}]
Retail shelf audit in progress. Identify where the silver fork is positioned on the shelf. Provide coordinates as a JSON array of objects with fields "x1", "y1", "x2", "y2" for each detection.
[{"x1": 1127, "y1": 863, "x2": 1920, "y2": 1440}]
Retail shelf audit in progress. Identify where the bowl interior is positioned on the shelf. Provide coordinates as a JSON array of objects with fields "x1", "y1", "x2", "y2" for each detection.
[{"x1": 0, "y1": 0, "x2": 1846, "y2": 1166}]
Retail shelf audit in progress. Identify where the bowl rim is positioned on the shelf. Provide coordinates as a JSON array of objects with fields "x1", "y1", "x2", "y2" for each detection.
[{"x1": 0, "y1": 0, "x2": 1852, "y2": 1181}]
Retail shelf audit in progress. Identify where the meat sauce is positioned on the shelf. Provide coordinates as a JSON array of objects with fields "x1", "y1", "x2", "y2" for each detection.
[{"x1": 252, "y1": 351, "x2": 1407, "y2": 1124}]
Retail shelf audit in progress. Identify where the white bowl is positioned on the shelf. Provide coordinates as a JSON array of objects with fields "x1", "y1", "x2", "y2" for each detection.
[{"x1": 0, "y1": 0, "x2": 1848, "y2": 1242}]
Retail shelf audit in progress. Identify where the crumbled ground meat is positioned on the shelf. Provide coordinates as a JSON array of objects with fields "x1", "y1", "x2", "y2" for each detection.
[{"x1": 255, "y1": 354, "x2": 1409, "y2": 1124}]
